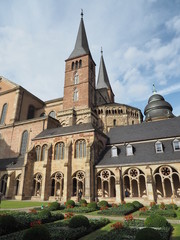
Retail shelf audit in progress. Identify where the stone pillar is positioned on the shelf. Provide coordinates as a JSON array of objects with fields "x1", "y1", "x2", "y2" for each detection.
[
  {"x1": 115, "y1": 167, "x2": 122, "y2": 203},
  {"x1": 146, "y1": 167, "x2": 156, "y2": 201}
]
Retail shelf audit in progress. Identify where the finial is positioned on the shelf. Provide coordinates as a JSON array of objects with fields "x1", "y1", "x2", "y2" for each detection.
[
  {"x1": 81, "y1": 9, "x2": 83, "y2": 18},
  {"x1": 152, "y1": 83, "x2": 157, "y2": 94},
  {"x1": 101, "y1": 47, "x2": 103, "y2": 56}
]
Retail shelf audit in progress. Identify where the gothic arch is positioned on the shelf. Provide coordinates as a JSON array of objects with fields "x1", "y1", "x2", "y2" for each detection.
[
  {"x1": 51, "y1": 172, "x2": 64, "y2": 198},
  {"x1": 72, "y1": 171, "x2": 85, "y2": 198},
  {"x1": 33, "y1": 173, "x2": 42, "y2": 196}
]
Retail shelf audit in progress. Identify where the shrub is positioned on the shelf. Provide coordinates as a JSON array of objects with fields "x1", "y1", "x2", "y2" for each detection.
[
  {"x1": 145, "y1": 213, "x2": 170, "y2": 228},
  {"x1": 48, "y1": 201, "x2": 60, "y2": 211},
  {"x1": 65, "y1": 200, "x2": 75, "y2": 208},
  {"x1": 124, "y1": 214, "x2": 134, "y2": 221},
  {"x1": 111, "y1": 221, "x2": 123, "y2": 230},
  {"x1": 0, "y1": 215, "x2": 17, "y2": 236},
  {"x1": 165, "y1": 203, "x2": 178, "y2": 210},
  {"x1": 132, "y1": 201, "x2": 143, "y2": 209},
  {"x1": 50, "y1": 211, "x2": 64, "y2": 221},
  {"x1": 160, "y1": 202, "x2": 166, "y2": 210},
  {"x1": 98, "y1": 200, "x2": 108, "y2": 208},
  {"x1": 79, "y1": 199, "x2": 87, "y2": 206},
  {"x1": 87, "y1": 202, "x2": 97, "y2": 209},
  {"x1": 64, "y1": 212, "x2": 74, "y2": 219},
  {"x1": 23, "y1": 225, "x2": 50, "y2": 240},
  {"x1": 38, "y1": 209, "x2": 51, "y2": 223},
  {"x1": 135, "y1": 227, "x2": 162, "y2": 240},
  {"x1": 69, "y1": 215, "x2": 89, "y2": 228}
]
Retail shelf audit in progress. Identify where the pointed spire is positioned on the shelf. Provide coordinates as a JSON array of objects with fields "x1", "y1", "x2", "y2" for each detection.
[
  {"x1": 152, "y1": 83, "x2": 157, "y2": 94},
  {"x1": 96, "y1": 49, "x2": 111, "y2": 89},
  {"x1": 68, "y1": 11, "x2": 91, "y2": 60}
]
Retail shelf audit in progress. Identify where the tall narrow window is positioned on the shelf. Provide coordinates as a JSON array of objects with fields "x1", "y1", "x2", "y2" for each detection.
[
  {"x1": 35, "y1": 145, "x2": 41, "y2": 161},
  {"x1": 74, "y1": 72, "x2": 79, "y2": 84},
  {"x1": 75, "y1": 61, "x2": 78, "y2": 69},
  {"x1": 0, "y1": 103, "x2": 7, "y2": 125},
  {"x1": 155, "y1": 141, "x2": 163, "y2": 153},
  {"x1": 75, "y1": 140, "x2": 86, "y2": 158},
  {"x1": 27, "y1": 105, "x2": 35, "y2": 119},
  {"x1": 41, "y1": 144, "x2": 47, "y2": 161},
  {"x1": 72, "y1": 62, "x2": 75, "y2": 70},
  {"x1": 55, "y1": 142, "x2": 64, "y2": 160},
  {"x1": 20, "y1": 130, "x2": 28, "y2": 155},
  {"x1": 79, "y1": 60, "x2": 82, "y2": 68},
  {"x1": 113, "y1": 119, "x2": 116, "y2": 126},
  {"x1": 73, "y1": 88, "x2": 78, "y2": 102}
]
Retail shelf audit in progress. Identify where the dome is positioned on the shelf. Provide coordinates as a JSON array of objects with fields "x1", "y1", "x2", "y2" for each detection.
[{"x1": 144, "y1": 93, "x2": 174, "y2": 121}]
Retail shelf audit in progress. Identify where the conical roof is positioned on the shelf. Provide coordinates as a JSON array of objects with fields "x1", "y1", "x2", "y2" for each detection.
[
  {"x1": 144, "y1": 93, "x2": 174, "y2": 121},
  {"x1": 97, "y1": 52, "x2": 111, "y2": 89},
  {"x1": 68, "y1": 14, "x2": 91, "y2": 60}
]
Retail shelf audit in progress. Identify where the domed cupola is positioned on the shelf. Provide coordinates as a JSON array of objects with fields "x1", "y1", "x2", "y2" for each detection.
[{"x1": 144, "y1": 86, "x2": 174, "y2": 122}]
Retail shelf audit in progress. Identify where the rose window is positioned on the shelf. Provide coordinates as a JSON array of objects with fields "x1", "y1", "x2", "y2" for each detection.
[
  {"x1": 56, "y1": 172, "x2": 63, "y2": 180},
  {"x1": 35, "y1": 174, "x2": 42, "y2": 182},
  {"x1": 101, "y1": 170, "x2": 110, "y2": 180},
  {"x1": 161, "y1": 167, "x2": 171, "y2": 176},
  {"x1": 130, "y1": 169, "x2": 138, "y2": 177},
  {"x1": 77, "y1": 171, "x2": 85, "y2": 180}
]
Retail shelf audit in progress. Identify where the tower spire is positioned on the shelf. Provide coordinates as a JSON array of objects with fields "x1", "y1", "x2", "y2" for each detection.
[
  {"x1": 152, "y1": 83, "x2": 157, "y2": 94},
  {"x1": 68, "y1": 11, "x2": 91, "y2": 60}
]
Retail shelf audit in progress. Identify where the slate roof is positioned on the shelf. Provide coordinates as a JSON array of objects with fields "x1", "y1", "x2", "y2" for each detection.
[
  {"x1": 33, "y1": 123, "x2": 97, "y2": 140},
  {"x1": 96, "y1": 54, "x2": 112, "y2": 90},
  {"x1": 68, "y1": 16, "x2": 91, "y2": 60},
  {"x1": 0, "y1": 157, "x2": 25, "y2": 170},
  {"x1": 108, "y1": 116, "x2": 180, "y2": 144},
  {"x1": 96, "y1": 140, "x2": 180, "y2": 167},
  {"x1": 97, "y1": 116, "x2": 180, "y2": 167}
]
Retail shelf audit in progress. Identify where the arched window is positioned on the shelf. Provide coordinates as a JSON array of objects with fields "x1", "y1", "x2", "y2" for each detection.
[
  {"x1": 173, "y1": 139, "x2": 180, "y2": 151},
  {"x1": 20, "y1": 130, "x2": 28, "y2": 155},
  {"x1": 55, "y1": 142, "x2": 64, "y2": 160},
  {"x1": 72, "y1": 62, "x2": 75, "y2": 70},
  {"x1": 74, "y1": 72, "x2": 79, "y2": 84},
  {"x1": 75, "y1": 140, "x2": 86, "y2": 158},
  {"x1": 51, "y1": 172, "x2": 64, "y2": 197},
  {"x1": 79, "y1": 60, "x2": 82, "y2": 68},
  {"x1": 27, "y1": 105, "x2": 35, "y2": 119},
  {"x1": 126, "y1": 144, "x2": 133, "y2": 156},
  {"x1": 0, "y1": 103, "x2": 7, "y2": 124},
  {"x1": 33, "y1": 173, "x2": 42, "y2": 196},
  {"x1": 15, "y1": 174, "x2": 21, "y2": 195},
  {"x1": 75, "y1": 61, "x2": 78, "y2": 69},
  {"x1": 113, "y1": 119, "x2": 116, "y2": 126},
  {"x1": 49, "y1": 111, "x2": 56, "y2": 119},
  {"x1": 0, "y1": 174, "x2": 8, "y2": 195},
  {"x1": 155, "y1": 141, "x2": 163, "y2": 153},
  {"x1": 73, "y1": 88, "x2": 78, "y2": 102},
  {"x1": 35, "y1": 145, "x2": 41, "y2": 161},
  {"x1": 41, "y1": 144, "x2": 47, "y2": 161}
]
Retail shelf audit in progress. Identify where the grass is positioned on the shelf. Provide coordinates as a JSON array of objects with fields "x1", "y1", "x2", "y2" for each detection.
[
  {"x1": 172, "y1": 224, "x2": 180, "y2": 240},
  {"x1": 0, "y1": 200, "x2": 47, "y2": 209},
  {"x1": 79, "y1": 221, "x2": 116, "y2": 240}
]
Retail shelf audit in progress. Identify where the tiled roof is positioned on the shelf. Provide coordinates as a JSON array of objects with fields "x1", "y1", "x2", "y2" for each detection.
[{"x1": 0, "y1": 156, "x2": 25, "y2": 170}]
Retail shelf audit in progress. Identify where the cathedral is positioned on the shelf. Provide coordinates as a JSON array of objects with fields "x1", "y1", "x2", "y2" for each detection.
[{"x1": 0, "y1": 14, "x2": 180, "y2": 205}]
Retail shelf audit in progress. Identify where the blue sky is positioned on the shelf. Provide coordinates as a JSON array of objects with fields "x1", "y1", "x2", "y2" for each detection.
[{"x1": 0, "y1": 0, "x2": 180, "y2": 117}]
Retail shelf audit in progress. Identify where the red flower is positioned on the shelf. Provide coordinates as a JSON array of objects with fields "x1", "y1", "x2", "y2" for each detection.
[
  {"x1": 111, "y1": 222, "x2": 123, "y2": 230},
  {"x1": 124, "y1": 214, "x2": 133, "y2": 221}
]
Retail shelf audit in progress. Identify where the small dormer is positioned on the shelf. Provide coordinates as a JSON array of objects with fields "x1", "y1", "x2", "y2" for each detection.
[
  {"x1": 173, "y1": 139, "x2": 180, "y2": 151},
  {"x1": 126, "y1": 144, "x2": 133, "y2": 156},
  {"x1": 155, "y1": 141, "x2": 163, "y2": 153},
  {"x1": 111, "y1": 146, "x2": 118, "y2": 157}
]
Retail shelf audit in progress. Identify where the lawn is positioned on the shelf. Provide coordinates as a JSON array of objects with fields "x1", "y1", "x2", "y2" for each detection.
[
  {"x1": 172, "y1": 224, "x2": 180, "y2": 240},
  {"x1": 0, "y1": 200, "x2": 47, "y2": 209}
]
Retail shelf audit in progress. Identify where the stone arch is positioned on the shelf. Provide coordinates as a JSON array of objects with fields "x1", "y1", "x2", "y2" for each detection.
[
  {"x1": 0, "y1": 174, "x2": 8, "y2": 195},
  {"x1": 33, "y1": 172, "x2": 42, "y2": 196},
  {"x1": 97, "y1": 169, "x2": 116, "y2": 198},
  {"x1": 15, "y1": 174, "x2": 21, "y2": 195},
  {"x1": 153, "y1": 165, "x2": 180, "y2": 198},
  {"x1": 51, "y1": 172, "x2": 64, "y2": 198},
  {"x1": 123, "y1": 167, "x2": 147, "y2": 198},
  {"x1": 72, "y1": 171, "x2": 85, "y2": 198}
]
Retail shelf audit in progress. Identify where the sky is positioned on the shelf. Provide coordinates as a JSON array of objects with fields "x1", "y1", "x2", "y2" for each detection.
[{"x1": 0, "y1": 0, "x2": 180, "y2": 118}]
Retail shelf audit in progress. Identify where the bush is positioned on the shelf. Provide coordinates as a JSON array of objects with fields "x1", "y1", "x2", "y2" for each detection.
[
  {"x1": 38, "y1": 209, "x2": 51, "y2": 223},
  {"x1": 165, "y1": 203, "x2": 178, "y2": 210},
  {"x1": 145, "y1": 214, "x2": 170, "y2": 228},
  {"x1": 23, "y1": 225, "x2": 50, "y2": 240},
  {"x1": 79, "y1": 199, "x2": 87, "y2": 206},
  {"x1": 50, "y1": 211, "x2": 64, "y2": 221},
  {"x1": 87, "y1": 202, "x2": 97, "y2": 209},
  {"x1": 48, "y1": 201, "x2": 60, "y2": 211},
  {"x1": 0, "y1": 215, "x2": 17, "y2": 236},
  {"x1": 98, "y1": 200, "x2": 108, "y2": 208},
  {"x1": 65, "y1": 200, "x2": 75, "y2": 208},
  {"x1": 69, "y1": 215, "x2": 89, "y2": 228},
  {"x1": 99, "y1": 202, "x2": 136, "y2": 216},
  {"x1": 135, "y1": 228, "x2": 162, "y2": 240},
  {"x1": 132, "y1": 201, "x2": 143, "y2": 209}
]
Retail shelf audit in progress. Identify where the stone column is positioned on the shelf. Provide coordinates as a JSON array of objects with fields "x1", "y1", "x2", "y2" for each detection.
[
  {"x1": 115, "y1": 167, "x2": 122, "y2": 203},
  {"x1": 146, "y1": 166, "x2": 156, "y2": 201}
]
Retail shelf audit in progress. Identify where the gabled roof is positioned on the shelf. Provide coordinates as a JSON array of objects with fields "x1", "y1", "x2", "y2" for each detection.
[
  {"x1": 96, "y1": 53, "x2": 111, "y2": 89},
  {"x1": 33, "y1": 123, "x2": 98, "y2": 140},
  {"x1": 108, "y1": 116, "x2": 180, "y2": 144},
  {"x1": 68, "y1": 15, "x2": 91, "y2": 60},
  {"x1": 0, "y1": 156, "x2": 25, "y2": 170}
]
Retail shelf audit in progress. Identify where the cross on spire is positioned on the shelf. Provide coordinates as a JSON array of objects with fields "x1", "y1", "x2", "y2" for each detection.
[{"x1": 81, "y1": 9, "x2": 83, "y2": 18}]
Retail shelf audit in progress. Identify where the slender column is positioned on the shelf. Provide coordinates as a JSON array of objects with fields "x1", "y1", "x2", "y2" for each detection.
[
  {"x1": 115, "y1": 167, "x2": 121, "y2": 202},
  {"x1": 137, "y1": 179, "x2": 140, "y2": 197},
  {"x1": 162, "y1": 179, "x2": 166, "y2": 197},
  {"x1": 130, "y1": 179, "x2": 132, "y2": 197}
]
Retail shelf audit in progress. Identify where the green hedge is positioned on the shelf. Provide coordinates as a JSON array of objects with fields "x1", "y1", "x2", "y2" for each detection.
[
  {"x1": 0, "y1": 215, "x2": 18, "y2": 236},
  {"x1": 64, "y1": 206, "x2": 97, "y2": 213},
  {"x1": 135, "y1": 228, "x2": 162, "y2": 240},
  {"x1": 145, "y1": 214, "x2": 170, "y2": 228},
  {"x1": 140, "y1": 209, "x2": 177, "y2": 218},
  {"x1": 87, "y1": 202, "x2": 97, "y2": 209},
  {"x1": 99, "y1": 202, "x2": 136, "y2": 216},
  {"x1": 22, "y1": 225, "x2": 50, "y2": 240},
  {"x1": 69, "y1": 215, "x2": 89, "y2": 228},
  {"x1": 48, "y1": 202, "x2": 60, "y2": 211},
  {"x1": 98, "y1": 200, "x2": 108, "y2": 208},
  {"x1": 65, "y1": 200, "x2": 75, "y2": 208}
]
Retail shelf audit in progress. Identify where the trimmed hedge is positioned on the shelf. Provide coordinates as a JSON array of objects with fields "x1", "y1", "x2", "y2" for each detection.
[
  {"x1": 140, "y1": 209, "x2": 177, "y2": 218},
  {"x1": 65, "y1": 200, "x2": 75, "y2": 208},
  {"x1": 132, "y1": 201, "x2": 143, "y2": 209},
  {"x1": 135, "y1": 228, "x2": 162, "y2": 240},
  {"x1": 87, "y1": 202, "x2": 97, "y2": 209},
  {"x1": 0, "y1": 215, "x2": 18, "y2": 236},
  {"x1": 79, "y1": 199, "x2": 87, "y2": 206},
  {"x1": 64, "y1": 206, "x2": 97, "y2": 213},
  {"x1": 38, "y1": 209, "x2": 51, "y2": 223},
  {"x1": 69, "y1": 215, "x2": 89, "y2": 228},
  {"x1": 98, "y1": 200, "x2": 108, "y2": 208},
  {"x1": 48, "y1": 202, "x2": 60, "y2": 211},
  {"x1": 99, "y1": 202, "x2": 136, "y2": 216},
  {"x1": 22, "y1": 225, "x2": 50, "y2": 240},
  {"x1": 145, "y1": 214, "x2": 170, "y2": 228}
]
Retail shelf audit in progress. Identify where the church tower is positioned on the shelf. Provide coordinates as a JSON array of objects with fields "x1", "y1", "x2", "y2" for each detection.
[
  {"x1": 63, "y1": 12, "x2": 96, "y2": 110},
  {"x1": 96, "y1": 49, "x2": 114, "y2": 105}
]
